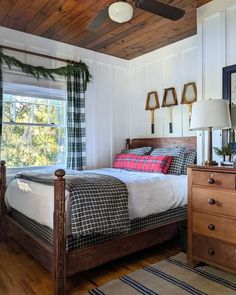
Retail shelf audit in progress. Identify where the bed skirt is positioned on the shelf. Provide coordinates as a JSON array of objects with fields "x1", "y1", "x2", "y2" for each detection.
[{"x1": 11, "y1": 206, "x2": 187, "y2": 252}]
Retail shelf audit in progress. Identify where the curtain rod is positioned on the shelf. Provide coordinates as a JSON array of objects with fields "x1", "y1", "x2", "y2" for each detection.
[{"x1": 0, "y1": 45, "x2": 70, "y2": 64}]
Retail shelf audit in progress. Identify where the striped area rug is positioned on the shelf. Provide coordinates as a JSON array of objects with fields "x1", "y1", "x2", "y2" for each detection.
[{"x1": 87, "y1": 252, "x2": 236, "y2": 295}]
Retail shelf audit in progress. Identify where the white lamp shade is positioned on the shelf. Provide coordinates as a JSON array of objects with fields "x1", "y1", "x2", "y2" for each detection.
[
  {"x1": 108, "y1": 2, "x2": 133, "y2": 23},
  {"x1": 190, "y1": 99, "x2": 231, "y2": 130}
]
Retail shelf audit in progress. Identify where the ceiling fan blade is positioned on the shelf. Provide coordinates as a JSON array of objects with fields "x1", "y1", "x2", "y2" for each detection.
[
  {"x1": 86, "y1": 6, "x2": 109, "y2": 31},
  {"x1": 135, "y1": 0, "x2": 185, "y2": 21}
]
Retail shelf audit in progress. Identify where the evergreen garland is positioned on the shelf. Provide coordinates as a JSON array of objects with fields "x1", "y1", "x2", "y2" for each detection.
[{"x1": 0, "y1": 49, "x2": 92, "y2": 90}]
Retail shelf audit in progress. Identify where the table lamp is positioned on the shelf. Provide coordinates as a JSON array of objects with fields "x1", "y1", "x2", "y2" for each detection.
[{"x1": 190, "y1": 99, "x2": 231, "y2": 165}]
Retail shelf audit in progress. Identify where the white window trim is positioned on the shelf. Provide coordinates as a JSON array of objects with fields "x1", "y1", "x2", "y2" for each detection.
[
  {"x1": 3, "y1": 122, "x2": 65, "y2": 128},
  {"x1": 2, "y1": 85, "x2": 68, "y2": 169},
  {"x1": 7, "y1": 164, "x2": 66, "y2": 173}
]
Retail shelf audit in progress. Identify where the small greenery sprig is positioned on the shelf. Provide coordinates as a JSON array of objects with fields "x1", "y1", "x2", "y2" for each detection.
[
  {"x1": 0, "y1": 49, "x2": 92, "y2": 90},
  {"x1": 213, "y1": 144, "x2": 232, "y2": 158}
]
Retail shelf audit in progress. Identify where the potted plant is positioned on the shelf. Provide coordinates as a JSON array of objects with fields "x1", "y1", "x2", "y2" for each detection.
[{"x1": 213, "y1": 144, "x2": 232, "y2": 161}]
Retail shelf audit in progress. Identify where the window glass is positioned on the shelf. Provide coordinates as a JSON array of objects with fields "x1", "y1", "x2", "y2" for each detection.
[
  {"x1": 34, "y1": 104, "x2": 49, "y2": 124},
  {"x1": 2, "y1": 86, "x2": 67, "y2": 168},
  {"x1": 15, "y1": 101, "x2": 32, "y2": 123}
]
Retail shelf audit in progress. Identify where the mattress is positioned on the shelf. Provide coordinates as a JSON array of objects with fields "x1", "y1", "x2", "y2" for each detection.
[
  {"x1": 5, "y1": 168, "x2": 187, "y2": 233},
  {"x1": 12, "y1": 206, "x2": 187, "y2": 252}
]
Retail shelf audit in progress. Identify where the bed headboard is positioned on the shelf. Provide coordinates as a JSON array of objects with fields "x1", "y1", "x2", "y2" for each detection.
[{"x1": 126, "y1": 136, "x2": 197, "y2": 151}]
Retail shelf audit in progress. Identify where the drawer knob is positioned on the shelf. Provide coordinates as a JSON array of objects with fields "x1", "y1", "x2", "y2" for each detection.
[
  {"x1": 208, "y1": 249, "x2": 215, "y2": 256},
  {"x1": 208, "y1": 224, "x2": 215, "y2": 231},
  {"x1": 208, "y1": 198, "x2": 216, "y2": 205},
  {"x1": 208, "y1": 178, "x2": 215, "y2": 184}
]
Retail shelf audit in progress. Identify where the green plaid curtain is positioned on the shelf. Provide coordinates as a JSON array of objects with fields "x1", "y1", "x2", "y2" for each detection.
[{"x1": 66, "y1": 69, "x2": 86, "y2": 170}]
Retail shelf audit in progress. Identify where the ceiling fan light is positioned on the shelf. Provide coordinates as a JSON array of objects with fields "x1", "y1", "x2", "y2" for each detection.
[{"x1": 108, "y1": 2, "x2": 133, "y2": 23}]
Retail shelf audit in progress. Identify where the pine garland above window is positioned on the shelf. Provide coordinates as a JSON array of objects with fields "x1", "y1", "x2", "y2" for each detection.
[{"x1": 0, "y1": 49, "x2": 92, "y2": 90}]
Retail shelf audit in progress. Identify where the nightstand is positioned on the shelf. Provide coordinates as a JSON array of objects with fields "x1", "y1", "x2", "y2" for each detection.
[{"x1": 187, "y1": 165, "x2": 236, "y2": 274}]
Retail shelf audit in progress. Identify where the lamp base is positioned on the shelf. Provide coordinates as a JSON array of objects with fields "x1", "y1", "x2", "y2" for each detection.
[{"x1": 203, "y1": 160, "x2": 218, "y2": 166}]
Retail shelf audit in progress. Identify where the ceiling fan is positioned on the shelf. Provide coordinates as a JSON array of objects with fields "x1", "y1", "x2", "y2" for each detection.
[{"x1": 87, "y1": 0, "x2": 185, "y2": 31}]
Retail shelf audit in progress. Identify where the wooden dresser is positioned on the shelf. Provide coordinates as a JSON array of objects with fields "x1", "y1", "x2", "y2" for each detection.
[{"x1": 187, "y1": 165, "x2": 236, "y2": 274}]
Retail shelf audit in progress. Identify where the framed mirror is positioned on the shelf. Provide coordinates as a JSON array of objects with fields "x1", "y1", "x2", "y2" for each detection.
[{"x1": 222, "y1": 64, "x2": 236, "y2": 146}]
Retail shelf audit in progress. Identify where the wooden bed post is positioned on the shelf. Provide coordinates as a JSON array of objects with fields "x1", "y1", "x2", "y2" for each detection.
[
  {"x1": 0, "y1": 160, "x2": 6, "y2": 215},
  {"x1": 53, "y1": 169, "x2": 66, "y2": 295},
  {"x1": 125, "y1": 138, "x2": 131, "y2": 150},
  {"x1": 0, "y1": 160, "x2": 6, "y2": 241}
]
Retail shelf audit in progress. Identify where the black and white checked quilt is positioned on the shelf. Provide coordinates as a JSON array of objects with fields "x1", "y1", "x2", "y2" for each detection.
[
  {"x1": 15, "y1": 171, "x2": 131, "y2": 236},
  {"x1": 66, "y1": 173, "x2": 130, "y2": 236}
]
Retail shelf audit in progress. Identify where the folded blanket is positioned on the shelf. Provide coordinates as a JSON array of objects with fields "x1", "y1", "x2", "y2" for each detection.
[{"x1": 16, "y1": 171, "x2": 131, "y2": 236}]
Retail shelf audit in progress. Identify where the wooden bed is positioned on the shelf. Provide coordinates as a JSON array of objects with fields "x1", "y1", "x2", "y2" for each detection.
[{"x1": 0, "y1": 136, "x2": 196, "y2": 295}]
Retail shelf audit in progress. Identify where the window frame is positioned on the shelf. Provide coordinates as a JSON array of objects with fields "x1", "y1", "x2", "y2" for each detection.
[{"x1": 2, "y1": 89, "x2": 68, "y2": 170}]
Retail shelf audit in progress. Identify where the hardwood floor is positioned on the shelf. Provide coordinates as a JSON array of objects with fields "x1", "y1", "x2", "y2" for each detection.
[{"x1": 0, "y1": 238, "x2": 181, "y2": 295}]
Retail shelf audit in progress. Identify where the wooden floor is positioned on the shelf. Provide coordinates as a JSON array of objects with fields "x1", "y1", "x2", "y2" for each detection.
[{"x1": 0, "y1": 238, "x2": 181, "y2": 295}]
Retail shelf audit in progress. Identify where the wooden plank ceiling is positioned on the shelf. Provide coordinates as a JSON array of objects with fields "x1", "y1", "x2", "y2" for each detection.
[{"x1": 0, "y1": 0, "x2": 212, "y2": 60}]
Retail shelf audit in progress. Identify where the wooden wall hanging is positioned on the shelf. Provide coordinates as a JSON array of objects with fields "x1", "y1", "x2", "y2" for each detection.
[
  {"x1": 145, "y1": 91, "x2": 160, "y2": 134},
  {"x1": 162, "y1": 87, "x2": 178, "y2": 134},
  {"x1": 181, "y1": 82, "x2": 197, "y2": 125}
]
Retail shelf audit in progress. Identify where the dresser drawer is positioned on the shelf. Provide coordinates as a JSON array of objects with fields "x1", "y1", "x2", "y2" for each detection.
[
  {"x1": 192, "y1": 186, "x2": 236, "y2": 218},
  {"x1": 192, "y1": 170, "x2": 235, "y2": 190},
  {"x1": 193, "y1": 234, "x2": 236, "y2": 271},
  {"x1": 193, "y1": 212, "x2": 236, "y2": 244}
]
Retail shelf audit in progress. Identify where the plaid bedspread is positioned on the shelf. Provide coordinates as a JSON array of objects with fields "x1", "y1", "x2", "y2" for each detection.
[{"x1": 15, "y1": 171, "x2": 131, "y2": 236}]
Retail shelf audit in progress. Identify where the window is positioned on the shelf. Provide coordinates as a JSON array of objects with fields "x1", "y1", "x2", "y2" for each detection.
[{"x1": 2, "y1": 83, "x2": 67, "y2": 168}]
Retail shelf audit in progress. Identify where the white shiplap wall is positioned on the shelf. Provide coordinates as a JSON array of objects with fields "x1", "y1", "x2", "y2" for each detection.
[
  {"x1": 197, "y1": 0, "x2": 236, "y2": 163},
  {"x1": 127, "y1": 36, "x2": 198, "y2": 139},
  {"x1": 0, "y1": 26, "x2": 129, "y2": 169}
]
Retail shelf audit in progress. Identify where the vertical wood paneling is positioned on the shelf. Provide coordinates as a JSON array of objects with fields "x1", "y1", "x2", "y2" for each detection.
[
  {"x1": 226, "y1": 6, "x2": 236, "y2": 66},
  {"x1": 202, "y1": 15, "x2": 222, "y2": 100},
  {"x1": 202, "y1": 14, "x2": 223, "y2": 161},
  {"x1": 181, "y1": 47, "x2": 198, "y2": 137},
  {"x1": 196, "y1": 18, "x2": 205, "y2": 164},
  {"x1": 182, "y1": 48, "x2": 198, "y2": 83},
  {"x1": 145, "y1": 60, "x2": 163, "y2": 137},
  {"x1": 163, "y1": 54, "x2": 179, "y2": 89},
  {"x1": 197, "y1": 0, "x2": 236, "y2": 163},
  {"x1": 163, "y1": 54, "x2": 182, "y2": 137},
  {"x1": 128, "y1": 36, "x2": 198, "y2": 140},
  {"x1": 129, "y1": 66, "x2": 148, "y2": 137},
  {"x1": 95, "y1": 62, "x2": 113, "y2": 168},
  {"x1": 113, "y1": 66, "x2": 129, "y2": 156}
]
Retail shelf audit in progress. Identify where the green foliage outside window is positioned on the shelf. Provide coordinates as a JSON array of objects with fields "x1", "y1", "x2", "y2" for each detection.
[{"x1": 2, "y1": 94, "x2": 66, "y2": 168}]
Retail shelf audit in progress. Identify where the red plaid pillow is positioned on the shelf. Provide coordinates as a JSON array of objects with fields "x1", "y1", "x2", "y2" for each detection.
[{"x1": 113, "y1": 154, "x2": 173, "y2": 174}]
